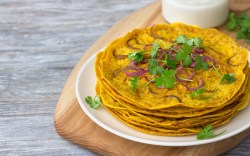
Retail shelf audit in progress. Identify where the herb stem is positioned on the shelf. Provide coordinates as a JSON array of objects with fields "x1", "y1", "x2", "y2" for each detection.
[
  {"x1": 212, "y1": 63, "x2": 222, "y2": 78},
  {"x1": 178, "y1": 77, "x2": 193, "y2": 82},
  {"x1": 138, "y1": 49, "x2": 151, "y2": 53},
  {"x1": 144, "y1": 77, "x2": 157, "y2": 86}
]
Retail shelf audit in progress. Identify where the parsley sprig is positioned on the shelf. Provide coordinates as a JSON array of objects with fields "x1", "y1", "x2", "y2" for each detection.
[
  {"x1": 227, "y1": 12, "x2": 250, "y2": 44},
  {"x1": 128, "y1": 51, "x2": 144, "y2": 62},
  {"x1": 151, "y1": 41, "x2": 159, "y2": 58},
  {"x1": 194, "y1": 56, "x2": 208, "y2": 70},
  {"x1": 211, "y1": 64, "x2": 236, "y2": 84},
  {"x1": 85, "y1": 96, "x2": 101, "y2": 109},
  {"x1": 153, "y1": 69, "x2": 176, "y2": 88},
  {"x1": 165, "y1": 55, "x2": 177, "y2": 69},
  {"x1": 190, "y1": 88, "x2": 205, "y2": 99},
  {"x1": 197, "y1": 125, "x2": 226, "y2": 140},
  {"x1": 176, "y1": 35, "x2": 203, "y2": 47},
  {"x1": 148, "y1": 59, "x2": 164, "y2": 75},
  {"x1": 174, "y1": 44, "x2": 193, "y2": 67},
  {"x1": 221, "y1": 73, "x2": 236, "y2": 84}
]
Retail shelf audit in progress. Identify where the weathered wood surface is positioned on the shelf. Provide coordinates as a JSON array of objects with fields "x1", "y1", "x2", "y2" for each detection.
[{"x1": 0, "y1": 0, "x2": 250, "y2": 155}]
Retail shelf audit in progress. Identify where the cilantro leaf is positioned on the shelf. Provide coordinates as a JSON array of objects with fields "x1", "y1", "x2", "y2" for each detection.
[
  {"x1": 227, "y1": 12, "x2": 237, "y2": 31},
  {"x1": 186, "y1": 39, "x2": 194, "y2": 46},
  {"x1": 176, "y1": 35, "x2": 188, "y2": 44},
  {"x1": 174, "y1": 44, "x2": 192, "y2": 67},
  {"x1": 236, "y1": 30, "x2": 245, "y2": 39},
  {"x1": 182, "y1": 43, "x2": 193, "y2": 54},
  {"x1": 190, "y1": 88, "x2": 205, "y2": 98},
  {"x1": 85, "y1": 96, "x2": 101, "y2": 109},
  {"x1": 128, "y1": 51, "x2": 143, "y2": 62},
  {"x1": 183, "y1": 55, "x2": 192, "y2": 67},
  {"x1": 148, "y1": 59, "x2": 164, "y2": 75},
  {"x1": 226, "y1": 12, "x2": 250, "y2": 44},
  {"x1": 154, "y1": 69, "x2": 176, "y2": 88},
  {"x1": 194, "y1": 56, "x2": 209, "y2": 70},
  {"x1": 202, "y1": 62, "x2": 209, "y2": 70},
  {"x1": 151, "y1": 40, "x2": 159, "y2": 58},
  {"x1": 176, "y1": 35, "x2": 202, "y2": 47},
  {"x1": 197, "y1": 125, "x2": 226, "y2": 140},
  {"x1": 192, "y1": 37, "x2": 203, "y2": 47},
  {"x1": 174, "y1": 50, "x2": 186, "y2": 61},
  {"x1": 186, "y1": 38, "x2": 202, "y2": 46},
  {"x1": 221, "y1": 73, "x2": 236, "y2": 83},
  {"x1": 165, "y1": 55, "x2": 177, "y2": 69},
  {"x1": 129, "y1": 76, "x2": 138, "y2": 92}
]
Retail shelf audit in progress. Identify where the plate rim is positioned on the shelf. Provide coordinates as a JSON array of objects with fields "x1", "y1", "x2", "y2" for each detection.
[{"x1": 75, "y1": 52, "x2": 250, "y2": 147}]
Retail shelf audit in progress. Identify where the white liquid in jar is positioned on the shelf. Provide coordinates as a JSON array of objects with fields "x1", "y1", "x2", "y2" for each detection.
[{"x1": 162, "y1": 0, "x2": 229, "y2": 28}]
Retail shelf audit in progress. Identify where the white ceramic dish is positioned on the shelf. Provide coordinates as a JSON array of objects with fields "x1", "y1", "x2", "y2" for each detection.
[{"x1": 75, "y1": 52, "x2": 250, "y2": 146}]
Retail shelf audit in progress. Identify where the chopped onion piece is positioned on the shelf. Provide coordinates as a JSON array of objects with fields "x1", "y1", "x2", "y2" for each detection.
[
  {"x1": 184, "y1": 77, "x2": 204, "y2": 91},
  {"x1": 194, "y1": 47, "x2": 205, "y2": 54},
  {"x1": 190, "y1": 62, "x2": 196, "y2": 68},
  {"x1": 187, "y1": 71, "x2": 195, "y2": 79},
  {"x1": 113, "y1": 66, "x2": 130, "y2": 77},
  {"x1": 124, "y1": 70, "x2": 148, "y2": 77},
  {"x1": 202, "y1": 55, "x2": 215, "y2": 65},
  {"x1": 129, "y1": 61, "x2": 144, "y2": 70},
  {"x1": 175, "y1": 67, "x2": 194, "y2": 82}
]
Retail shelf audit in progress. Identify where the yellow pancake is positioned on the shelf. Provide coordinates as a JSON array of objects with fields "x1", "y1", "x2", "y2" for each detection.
[
  {"x1": 98, "y1": 23, "x2": 248, "y2": 109},
  {"x1": 94, "y1": 23, "x2": 250, "y2": 136}
]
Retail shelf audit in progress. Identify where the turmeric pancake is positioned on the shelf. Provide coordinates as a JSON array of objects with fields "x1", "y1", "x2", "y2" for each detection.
[
  {"x1": 97, "y1": 65, "x2": 249, "y2": 117},
  {"x1": 98, "y1": 23, "x2": 248, "y2": 109},
  {"x1": 99, "y1": 69, "x2": 250, "y2": 129},
  {"x1": 94, "y1": 23, "x2": 250, "y2": 136}
]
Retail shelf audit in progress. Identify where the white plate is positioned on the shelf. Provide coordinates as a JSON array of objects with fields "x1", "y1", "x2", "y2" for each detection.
[{"x1": 76, "y1": 52, "x2": 250, "y2": 146}]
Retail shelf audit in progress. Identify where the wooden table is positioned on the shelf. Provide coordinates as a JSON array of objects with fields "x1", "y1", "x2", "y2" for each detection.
[{"x1": 0, "y1": 0, "x2": 249, "y2": 155}]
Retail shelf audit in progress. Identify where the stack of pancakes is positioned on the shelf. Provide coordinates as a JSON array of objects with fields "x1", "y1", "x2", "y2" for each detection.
[{"x1": 94, "y1": 23, "x2": 250, "y2": 136}]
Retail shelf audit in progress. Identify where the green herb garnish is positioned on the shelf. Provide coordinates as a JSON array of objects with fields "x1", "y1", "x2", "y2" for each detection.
[
  {"x1": 197, "y1": 125, "x2": 226, "y2": 140},
  {"x1": 190, "y1": 88, "x2": 205, "y2": 98},
  {"x1": 176, "y1": 35, "x2": 188, "y2": 44},
  {"x1": 194, "y1": 56, "x2": 209, "y2": 70},
  {"x1": 189, "y1": 37, "x2": 202, "y2": 47},
  {"x1": 221, "y1": 73, "x2": 236, "y2": 84},
  {"x1": 211, "y1": 64, "x2": 236, "y2": 84},
  {"x1": 227, "y1": 12, "x2": 237, "y2": 31},
  {"x1": 85, "y1": 96, "x2": 101, "y2": 109},
  {"x1": 128, "y1": 51, "x2": 144, "y2": 62},
  {"x1": 148, "y1": 59, "x2": 164, "y2": 75},
  {"x1": 151, "y1": 40, "x2": 159, "y2": 58},
  {"x1": 227, "y1": 12, "x2": 250, "y2": 44},
  {"x1": 153, "y1": 69, "x2": 176, "y2": 88},
  {"x1": 129, "y1": 76, "x2": 139, "y2": 92},
  {"x1": 165, "y1": 55, "x2": 177, "y2": 69},
  {"x1": 176, "y1": 35, "x2": 202, "y2": 46},
  {"x1": 174, "y1": 44, "x2": 192, "y2": 67}
]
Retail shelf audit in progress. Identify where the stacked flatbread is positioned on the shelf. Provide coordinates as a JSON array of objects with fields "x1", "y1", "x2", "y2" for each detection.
[{"x1": 94, "y1": 23, "x2": 250, "y2": 136}]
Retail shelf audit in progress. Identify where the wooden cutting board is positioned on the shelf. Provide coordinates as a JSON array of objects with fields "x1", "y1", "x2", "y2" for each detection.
[{"x1": 54, "y1": 0, "x2": 250, "y2": 155}]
